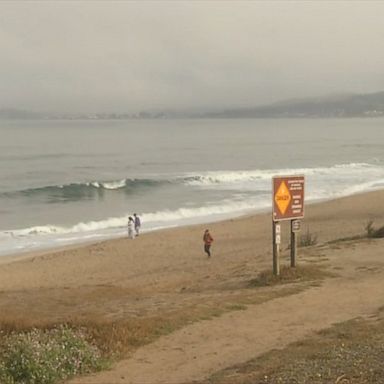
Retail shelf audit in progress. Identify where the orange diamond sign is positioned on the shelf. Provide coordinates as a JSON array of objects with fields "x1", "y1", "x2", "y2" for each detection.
[
  {"x1": 273, "y1": 176, "x2": 305, "y2": 221},
  {"x1": 274, "y1": 181, "x2": 291, "y2": 215}
]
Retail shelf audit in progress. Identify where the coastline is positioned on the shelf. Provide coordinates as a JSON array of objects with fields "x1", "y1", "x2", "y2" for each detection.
[
  {"x1": 0, "y1": 188, "x2": 383, "y2": 273},
  {"x1": 0, "y1": 189, "x2": 384, "y2": 265}
]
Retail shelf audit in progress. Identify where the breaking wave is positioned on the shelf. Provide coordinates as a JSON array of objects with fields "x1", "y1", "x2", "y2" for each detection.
[
  {"x1": 3, "y1": 178, "x2": 169, "y2": 199},
  {"x1": 1, "y1": 161, "x2": 384, "y2": 255},
  {"x1": 183, "y1": 163, "x2": 378, "y2": 187},
  {"x1": 2, "y1": 162, "x2": 383, "y2": 200},
  {"x1": 1, "y1": 197, "x2": 267, "y2": 239}
]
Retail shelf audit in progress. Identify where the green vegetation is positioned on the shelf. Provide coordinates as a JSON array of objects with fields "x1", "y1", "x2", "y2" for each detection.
[{"x1": 0, "y1": 325, "x2": 105, "y2": 384}]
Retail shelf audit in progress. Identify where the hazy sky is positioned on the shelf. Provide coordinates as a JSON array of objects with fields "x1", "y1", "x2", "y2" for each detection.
[{"x1": 1, "y1": 1, "x2": 384, "y2": 114}]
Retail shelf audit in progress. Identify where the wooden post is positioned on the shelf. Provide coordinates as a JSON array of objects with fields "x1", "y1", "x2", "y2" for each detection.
[
  {"x1": 273, "y1": 221, "x2": 280, "y2": 276},
  {"x1": 290, "y1": 220, "x2": 297, "y2": 268}
]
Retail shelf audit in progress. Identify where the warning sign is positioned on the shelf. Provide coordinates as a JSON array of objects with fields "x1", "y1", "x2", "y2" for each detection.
[
  {"x1": 273, "y1": 176, "x2": 305, "y2": 221},
  {"x1": 274, "y1": 181, "x2": 291, "y2": 215}
]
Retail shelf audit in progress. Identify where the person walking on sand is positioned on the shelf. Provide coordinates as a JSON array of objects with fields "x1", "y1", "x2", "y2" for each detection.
[
  {"x1": 203, "y1": 229, "x2": 213, "y2": 257},
  {"x1": 127, "y1": 216, "x2": 135, "y2": 239},
  {"x1": 134, "y1": 213, "x2": 141, "y2": 237}
]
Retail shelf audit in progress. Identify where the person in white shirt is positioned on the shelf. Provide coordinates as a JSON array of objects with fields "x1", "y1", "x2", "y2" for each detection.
[{"x1": 127, "y1": 216, "x2": 135, "y2": 239}]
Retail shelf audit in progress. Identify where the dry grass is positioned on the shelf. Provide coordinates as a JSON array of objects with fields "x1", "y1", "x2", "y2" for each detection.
[
  {"x1": 0, "y1": 316, "x2": 190, "y2": 359},
  {"x1": 327, "y1": 220, "x2": 384, "y2": 245},
  {"x1": 0, "y1": 257, "x2": 333, "y2": 382},
  {"x1": 298, "y1": 229, "x2": 318, "y2": 247},
  {"x1": 249, "y1": 264, "x2": 332, "y2": 287},
  {"x1": 0, "y1": 264, "x2": 328, "y2": 361},
  {"x1": 190, "y1": 314, "x2": 384, "y2": 384},
  {"x1": 0, "y1": 294, "x2": 291, "y2": 360}
]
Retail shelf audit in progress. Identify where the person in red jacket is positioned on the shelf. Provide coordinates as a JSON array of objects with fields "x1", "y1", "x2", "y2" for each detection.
[{"x1": 203, "y1": 229, "x2": 213, "y2": 257}]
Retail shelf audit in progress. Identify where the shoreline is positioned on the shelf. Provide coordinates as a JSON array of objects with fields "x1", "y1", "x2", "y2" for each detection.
[{"x1": 1, "y1": 188, "x2": 384, "y2": 267}]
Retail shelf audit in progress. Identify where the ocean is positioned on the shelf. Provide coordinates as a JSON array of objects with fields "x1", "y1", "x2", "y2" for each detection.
[{"x1": 1, "y1": 118, "x2": 384, "y2": 256}]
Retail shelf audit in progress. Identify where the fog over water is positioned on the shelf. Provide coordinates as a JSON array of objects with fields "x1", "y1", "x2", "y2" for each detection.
[{"x1": 0, "y1": 1, "x2": 384, "y2": 114}]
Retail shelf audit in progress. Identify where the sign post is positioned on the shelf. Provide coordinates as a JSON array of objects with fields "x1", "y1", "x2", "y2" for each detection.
[
  {"x1": 272, "y1": 221, "x2": 280, "y2": 276},
  {"x1": 290, "y1": 220, "x2": 301, "y2": 267},
  {"x1": 272, "y1": 176, "x2": 305, "y2": 275}
]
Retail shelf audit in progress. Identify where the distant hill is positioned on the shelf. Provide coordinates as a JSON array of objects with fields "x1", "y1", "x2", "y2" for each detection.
[
  {"x1": 2, "y1": 91, "x2": 384, "y2": 119},
  {"x1": 0, "y1": 108, "x2": 43, "y2": 119},
  {"x1": 203, "y1": 92, "x2": 384, "y2": 118}
]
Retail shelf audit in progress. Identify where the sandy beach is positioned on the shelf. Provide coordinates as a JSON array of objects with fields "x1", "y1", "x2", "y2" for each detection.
[{"x1": 1, "y1": 190, "x2": 384, "y2": 383}]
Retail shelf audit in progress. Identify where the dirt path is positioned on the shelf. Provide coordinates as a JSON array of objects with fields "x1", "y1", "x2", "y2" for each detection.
[{"x1": 69, "y1": 240, "x2": 384, "y2": 384}]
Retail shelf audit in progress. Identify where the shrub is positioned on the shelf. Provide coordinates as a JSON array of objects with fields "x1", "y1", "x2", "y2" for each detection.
[
  {"x1": 373, "y1": 226, "x2": 384, "y2": 238},
  {"x1": 365, "y1": 220, "x2": 375, "y2": 237},
  {"x1": 0, "y1": 325, "x2": 104, "y2": 384},
  {"x1": 365, "y1": 220, "x2": 384, "y2": 239},
  {"x1": 299, "y1": 229, "x2": 318, "y2": 247}
]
